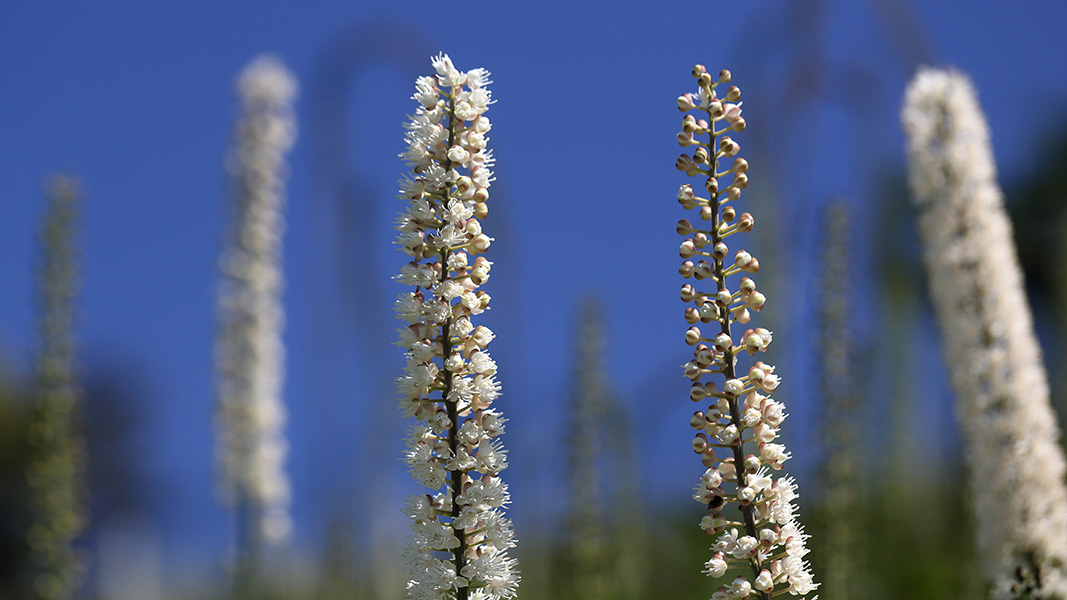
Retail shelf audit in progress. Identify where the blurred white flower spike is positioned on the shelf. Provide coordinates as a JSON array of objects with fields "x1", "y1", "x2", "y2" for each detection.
[
  {"x1": 216, "y1": 54, "x2": 297, "y2": 548},
  {"x1": 675, "y1": 65, "x2": 818, "y2": 599},
  {"x1": 395, "y1": 53, "x2": 517, "y2": 600},
  {"x1": 903, "y1": 67, "x2": 1067, "y2": 599}
]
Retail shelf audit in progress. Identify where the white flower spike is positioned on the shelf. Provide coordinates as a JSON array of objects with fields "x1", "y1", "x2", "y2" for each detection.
[{"x1": 396, "y1": 54, "x2": 517, "y2": 600}]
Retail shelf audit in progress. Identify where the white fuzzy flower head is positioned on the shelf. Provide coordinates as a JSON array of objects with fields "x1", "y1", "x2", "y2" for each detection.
[
  {"x1": 396, "y1": 54, "x2": 517, "y2": 599},
  {"x1": 675, "y1": 65, "x2": 816, "y2": 598},
  {"x1": 903, "y1": 67, "x2": 1067, "y2": 597},
  {"x1": 216, "y1": 53, "x2": 297, "y2": 545}
]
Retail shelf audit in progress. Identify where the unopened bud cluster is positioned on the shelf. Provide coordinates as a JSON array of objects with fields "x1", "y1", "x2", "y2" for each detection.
[
  {"x1": 675, "y1": 66, "x2": 817, "y2": 599},
  {"x1": 395, "y1": 54, "x2": 518, "y2": 600}
]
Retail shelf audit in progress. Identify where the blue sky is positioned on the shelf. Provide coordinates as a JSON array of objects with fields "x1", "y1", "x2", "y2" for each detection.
[{"x1": 3, "y1": 0, "x2": 1067, "y2": 586}]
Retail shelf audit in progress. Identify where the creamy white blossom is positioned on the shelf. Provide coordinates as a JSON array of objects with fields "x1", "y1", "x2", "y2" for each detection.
[
  {"x1": 397, "y1": 54, "x2": 518, "y2": 600},
  {"x1": 903, "y1": 67, "x2": 1067, "y2": 598}
]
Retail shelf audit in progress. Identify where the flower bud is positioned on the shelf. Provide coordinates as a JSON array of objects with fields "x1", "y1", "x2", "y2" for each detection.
[
  {"x1": 677, "y1": 94, "x2": 696, "y2": 111},
  {"x1": 677, "y1": 219, "x2": 694, "y2": 236},
  {"x1": 681, "y1": 284, "x2": 697, "y2": 302},
  {"x1": 718, "y1": 69, "x2": 731, "y2": 83},
  {"x1": 693, "y1": 432, "x2": 709, "y2": 453},
  {"x1": 691, "y1": 411, "x2": 707, "y2": 429},
  {"x1": 686, "y1": 326, "x2": 703, "y2": 346},
  {"x1": 713, "y1": 242, "x2": 728, "y2": 260},
  {"x1": 722, "y1": 206, "x2": 736, "y2": 222},
  {"x1": 725, "y1": 85, "x2": 741, "y2": 102},
  {"x1": 684, "y1": 307, "x2": 700, "y2": 324},
  {"x1": 690, "y1": 382, "x2": 708, "y2": 401},
  {"x1": 679, "y1": 260, "x2": 695, "y2": 278}
]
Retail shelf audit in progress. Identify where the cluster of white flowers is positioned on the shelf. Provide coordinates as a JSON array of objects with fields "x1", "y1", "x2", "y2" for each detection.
[
  {"x1": 215, "y1": 54, "x2": 297, "y2": 544},
  {"x1": 903, "y1": 68, "x2": 1067, "y2": 599},
  {"x1": 395, "y1": 53, "x2": 518, "y2": 600},
  {"x1": 676, "y1": 65, "x2": 817, "y2": 599}
]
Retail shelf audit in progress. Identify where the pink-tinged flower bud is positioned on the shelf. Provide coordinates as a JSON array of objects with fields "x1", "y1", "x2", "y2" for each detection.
[
  {"x1": 677, "y1": 94, "x2": 696, "y2": 111},
  {"x1": 715, "y1": 333, "x2": 732, "y2": 351},
  {"x1": 722, "y1": 206, "x2": 736, "y2": 222},
  {"x1": 678, "y1": 131, "x2": 695, "y2": 147},
  {"x1": 694, "y1": 260, "x2": 713, "y2": 280},
  {"x1": 737, "y1": 212, "x2": 754, "y2": 232},
  {"x1": 734, "y1": 307, "x2": 751, "y2": 324},
  {"x1": 744, "y1": 454, "x2": 761, "y2": 473},
  {"x1": 732, "y1": 157, "x2": 749, "y2": 173},
  {"x1": 745, "y1": 257, "x2": 760, "y2": 273},
  {"x1": 684, "y1": 307, "x2": 700, "y2": 324},
  {"x1": 678, "y1": 184, "x2": 697, "y2": 205},
  {"x1": 470, "y1": 233, "x2": 492, "y2": 253},
  {"x1": 679, "y1": 239, "x2": 697, "y2": 259},
  {"x1": 747, "y1": 291, "x2": 766, "y2": 311},
  {"x1": 719, "y1": 137, "x2": 739, "y2": 155},
  {"x1": 723, "y1": 103, "x2": 742, "y2": 121},
  {"x1": 698, "y1": 72, "x2": 713, "y2": 88},
  {"x1": 725, "y1": 187, "x2": 742, "y2": 202},
  {"x1": 684, "y1": 360, "x2": 703, "y2": 380},
  {"x1": 690, "y1": 382, "x2": 708, "y2": 401},
  {"x1": 709, "y1": 101, "x2": 724, "y2": 118},
  {"x1": 701, "y1": 448, "x2": 718, "y2": 468},
  {"x1": 682, "y1": 114, "x2": 698, "y2": 132},
  {"x1": 715, "y1": 289, "x2": 732, "y2": 306},
  {"x1": 681, "y1": 284, "x2": 697, "y2": 302},
  {"x1": 754, "y1": 570, "x2": 774, "y2": 592},
  {"x1": 725, "y1": 85, "x2": 741, "y2": 102},
  {"x1": 691, "y1": 411, "x2": 708, "y2": 429},
  {"x1": 677, "y1": 219, "x2": 694, "y2": 235},
  {"x1": 686, "y1": 326, "x2": 703, "y2": 346},
  {"x1": 733, "y1": 172, "x2": 749, "y2": 189},
  {"x1": 739, "y1": 277, "x2": 756, "y2": 293},
  {"x1": 693, "y1": 232, "x2": 709, "y2": 248},
  {"x1": 700, "y1": 205, "x2": 715, "y2": 221},
  {"x1": 676, "y1": 153, "x2": 694, "y2": 172},
  {"x1": 705, "y1": 176, "x2": 719, "y2": 195},
  {"x1": 734, "y1": 250, "x2": 752, "y2": 269},
  {"x1": 695, "y1": 345, "x2": 716, "y2": 366},
  {"x1": 693, "y1": 432, "x2": 709, "y2": 453},
  {"x1": 693, "y1": 147, "x2": 710, "y2": 164},
  {"x1": 718, "y1": 69, "x2": 731, "y2": 83},
  {"x1": 679, "y1": 260, "x2": 695, "y2": 278},
  {"x1": 713, "y1": 242, "x2": 729, "y2": 260},
  {"x1": 693, "y1": 64, "x2": 707, "y2": 78},
  {"x1": 731, "y1": 117, "x2": 746, "y2": 132}
]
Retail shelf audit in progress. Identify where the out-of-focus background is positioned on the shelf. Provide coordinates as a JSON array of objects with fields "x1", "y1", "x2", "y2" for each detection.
[{"x1": 2, "y1": 1, "x2": 1067, "y2": 598}]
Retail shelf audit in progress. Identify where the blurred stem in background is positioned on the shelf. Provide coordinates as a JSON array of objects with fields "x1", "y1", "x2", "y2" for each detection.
[
  {"x1": 26, "y1": 175, "x2": 88, "y2": 600},
  {"x1": 215, "y1": 55, "x2": 299, "y2": 599},
  {"x1": 559, "y1": 298, "x2": 646, "y2": 600},
  {"x1": 811, "y1": 201, "x2": 858, "y2": 600}
]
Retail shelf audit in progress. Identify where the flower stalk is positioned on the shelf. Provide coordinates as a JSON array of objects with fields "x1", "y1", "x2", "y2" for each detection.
[
  {"x1": 26, "y1": 175, "x2": 88, "y2": 600},
  {"x1": 215, "y1": 54, "x2": 298, "y2": 595},
  {"x1": 902, "y1": 67, "x2": 1067, "y2": 599},
  {"x1": 676, "y1": 65, "x2": 817, "y2": 599},
  {"x1": 395, "y1": 53, "x2": 518, "y2": 600}
]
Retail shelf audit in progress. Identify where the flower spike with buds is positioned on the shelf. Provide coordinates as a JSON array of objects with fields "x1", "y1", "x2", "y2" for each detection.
[
  {"x1": 903, "y1": 67, "x2": 1067, "y2": 599},
  {"x1": 676, "y1": 65, "x2": 818, "y2": 599},
  {"x1": 395, "y1": 53, "x2": 518, "y2": 600}
]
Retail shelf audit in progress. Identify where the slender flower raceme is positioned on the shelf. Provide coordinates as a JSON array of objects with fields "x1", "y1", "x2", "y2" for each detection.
[
  {"x1": 902, "y1": 67, "x2": 1067, "y2": 599},
  {"x1": 27, "y1": 175, "x2": 88, "y2": 600},
  {"x1": 675, "y1": 66, "x2": 817, "y2": 599},
  {"x1": 395, "y1": 53, "x2": 518, "y2": 600},
  {"x1": 215, "y1": 54, "x2": 297, "y2": 574}
]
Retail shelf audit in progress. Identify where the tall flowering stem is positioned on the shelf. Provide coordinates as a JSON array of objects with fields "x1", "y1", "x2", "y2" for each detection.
[
  {"x1": 215, "y1": 55, "x2": 297, "y2": 594},
  {"x1": 675, "y1": 66, "x2": 817, "y2": 599},
  {"x1": 395, "y1": 54, "x2": 518, "y2": 600},
  {"x1": 27, "y1": 175, "x2": 87, "y2": 600},
  {"x1": 902, "y1": 67, "x2": 1067, "y2": 599}
]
